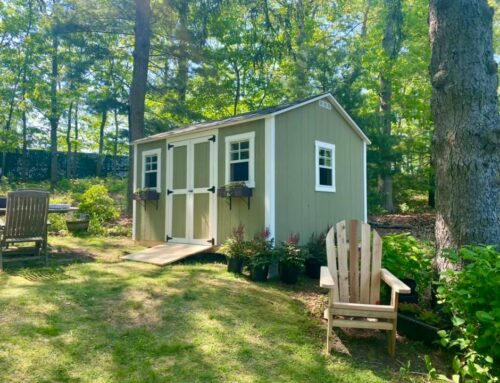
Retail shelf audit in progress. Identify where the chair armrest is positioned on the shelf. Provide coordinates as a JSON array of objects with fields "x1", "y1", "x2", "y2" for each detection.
[
  {"x1": 380, "y1": 268, "x2": 411, "y2": 294},
  {"x1": 320, "y1": 266, "x2": 335, "y2": 289}
]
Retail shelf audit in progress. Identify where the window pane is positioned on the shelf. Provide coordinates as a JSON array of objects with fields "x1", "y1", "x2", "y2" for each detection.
[
  {"x1": 324, "y1": 150, "x2": 331, "y2": 158},
  {"x1": 145, "y1": 163, "x2": 151, "y2": 171},
  {"x1": 151, "y1": 163, "x2": 157, "y2": 171},
  {"x1": 145, "y1": 172, "x2": 157, "y2": 188},
  {"x1": 231, "y1": 152, "x2": 239, "y2": 161},
  {"x1": 240, "y1": 150, "x2": 249, "y2": 160},
  {"x1": 325, "y1": 158, "x2": 332, "y2": 167},
  {"x1": 319, "y1": 168, "x2": 332, "y2": 186},
  {"x1": 240, "y1": 141, "x2": 249, "y2": 150},
  {"x1": 319, "y1": 158, "x2": 325, "y2": 166},
  {"x1": 230, "y1": 162, "x2": 249, "y2": 182},
  {"x1": 151, "y1": 155, "x2": 157, "y2": 164},
  {"x1": 231, "y1": 143, "x2": 239, "y2": 151},
  {"x1": 145, "y1": 156, "x2": 151, "y2": 163},
  {"x1": 319, "y1": 149, "x2": 325, "y2": 157}
]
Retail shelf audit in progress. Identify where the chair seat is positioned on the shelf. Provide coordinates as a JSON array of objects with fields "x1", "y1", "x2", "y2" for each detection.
[{"x1": 5, "y1": 237, "x2": 44, "y2": 243}]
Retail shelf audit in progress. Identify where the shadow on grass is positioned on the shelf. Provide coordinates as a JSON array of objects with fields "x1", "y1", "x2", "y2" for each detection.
[{"x1": 0, "y1": 261, "x2": 448, "y2": 382}]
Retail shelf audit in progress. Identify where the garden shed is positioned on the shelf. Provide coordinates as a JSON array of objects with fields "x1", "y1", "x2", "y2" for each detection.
[{"x1": 132, "y1": 93, "x2": 370, "y2": 248}]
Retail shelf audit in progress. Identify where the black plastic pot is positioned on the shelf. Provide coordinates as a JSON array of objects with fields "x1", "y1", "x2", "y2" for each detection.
[
  {"x1": 304, "y1": 257, "x2": 322, "y2": 279},
  {"x1": 227, "y1": 257, "x2": 244, "y2": 274},
  {"x1": 250, "y1": 265, "x2": 269, "y2": 282},
  {"x1": 399, "y1": 278, "x2": 419, "y2": 304},
  {"x1": 66, "y1": 219, "x2": 89, "y2": 233},
  {"x1": 397, "y1": 313, "x2": 442, "y2": 346},
  {"x1": 279, "y1": 263, "x2": 300, "y2": 284}
]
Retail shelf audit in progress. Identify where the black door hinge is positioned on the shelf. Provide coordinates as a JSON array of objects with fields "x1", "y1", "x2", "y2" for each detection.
[
  {"x1": 167, "y1": 189, "x2": 174, "y2": 195},
  {"x1": 168, "y1": 143, "x2": 174, "y2": 150},
  {"x1": 207, "y1": 186, "x2": 216, "y2": 193},
  {"x1": 207, "y1": 238, "x2": 215, "y2": 246},
  {"x1": 208, "y1": 135, "x2": 216, "y2": 143},
  {"x1": 166, "y1": 235, "x2": 172, "y2": 242}
]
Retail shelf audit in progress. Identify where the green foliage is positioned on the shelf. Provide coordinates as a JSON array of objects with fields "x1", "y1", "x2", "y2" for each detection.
[
  {"x1": 277, "y1": 234, "x2": 308, "y2": 270},
  {"x1": 218, "y1": 224, "x2": 248, "y2": 260},
  {"x1": 382, "y1": 233, "x2": 433, "y2": 294},
  {"x1": 77, "y1": 185, "x2": 119, "y2": 235},
  {"x1": 245, "y1": 228, "x2": 275, "y2": 269},
  {"x1": 437, "y1": 246, "x2": 500, "y2": 382},
  {"x1": 306, "y1": 230, "x2": 327, "y2": 265},
  {"x1": 47, "y1": 213, "x2": 67, "y2": 233}
]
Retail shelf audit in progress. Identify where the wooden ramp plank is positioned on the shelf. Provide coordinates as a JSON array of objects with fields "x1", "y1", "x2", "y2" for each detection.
[{"x1": 122, "y1": 243, "x2": 212, "y2": 266}]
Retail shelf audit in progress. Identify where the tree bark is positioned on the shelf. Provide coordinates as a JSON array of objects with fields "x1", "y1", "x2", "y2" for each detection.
[
  {"x1": 49, "y1": 30, "x2": 60, "y2": 186},
  {"x1": 113, "y1": 108, "x2": 119, "y2": 174},
  {"x1": 73, "y1": 103, "x2": 78, "y2": 178},
  {"x1": 96, "y1": 108, "x2": 108, "y2": 177},
  {"x1": 127, "y1": 0, "x2": 151, "y2": 214},
  {"x1": 379, "y1": 0, "x2": 403, "y2": 213},
  {"x1": 66, "y1": 102, "x2": 73, "y2": 178},
  {"x1": 430, "y1": 0, "x2": 500, "y2": 270}
]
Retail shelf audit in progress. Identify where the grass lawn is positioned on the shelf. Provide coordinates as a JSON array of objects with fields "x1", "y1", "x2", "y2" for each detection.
[{"x1": 0, "y1": 236, "x2": 449, "y2": 383}]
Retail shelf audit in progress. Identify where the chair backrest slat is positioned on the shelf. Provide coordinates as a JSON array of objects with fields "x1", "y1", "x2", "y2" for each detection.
[
  {"x1": 4, "y1": 190, "x2": 49, "y2": 240},
  {"x1": 370, "y1": 230, "x2": 382, "y2": 304},
  {"x1": 326, "y1": 220, "x2": 383, "y2": 305},
  {"x1": 348, "y1": 220, "x2": 359, "y2": 303},
  {"x1": 325, "y1": 227, "x2": 339, "y2": 302},
  {"x1": 336, "y1": 221, "x2": 349, "y2": 302}
]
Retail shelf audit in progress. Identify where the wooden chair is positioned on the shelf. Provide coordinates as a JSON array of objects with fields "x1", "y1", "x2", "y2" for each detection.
[
  {"x1": 0, "y1": 190, "x2": 50, "y2": 271},
  {"x1": 320, "y1": 220, "x2": 410, "y2": 356}
]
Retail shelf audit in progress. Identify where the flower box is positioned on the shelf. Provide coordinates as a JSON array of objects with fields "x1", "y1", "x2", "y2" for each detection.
[
  {"x1": 133, "y1": 190, "x2": 160, "y2": 201},
  {"x1": 217, "y1": 186, "x2": 253, "y2": 198}
]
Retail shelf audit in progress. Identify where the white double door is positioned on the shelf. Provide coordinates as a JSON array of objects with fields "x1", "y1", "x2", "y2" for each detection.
[{"x1": 166, "y1": 135, "x2": 217, "y2": 245}]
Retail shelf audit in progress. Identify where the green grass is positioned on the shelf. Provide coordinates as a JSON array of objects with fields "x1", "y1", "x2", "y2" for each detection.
[{"x1": 0, "y1": 236, "x2": 448, "y2": 383}]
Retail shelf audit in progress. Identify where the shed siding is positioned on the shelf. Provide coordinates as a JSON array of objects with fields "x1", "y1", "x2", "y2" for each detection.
[
  {"x1": 217, "y1": 120, "x2": 266, "y2": 243},
  {"x1": 274, "y1": 100, "x2": 364, "y2": 243},
  {"x1": 135, "y1": 140, "x2": 167, "y2": 242}
]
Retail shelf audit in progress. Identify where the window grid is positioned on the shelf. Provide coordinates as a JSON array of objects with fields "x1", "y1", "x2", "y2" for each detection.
[{"x1": 315, "y1": 140, "x2": 335, "y2": 192}]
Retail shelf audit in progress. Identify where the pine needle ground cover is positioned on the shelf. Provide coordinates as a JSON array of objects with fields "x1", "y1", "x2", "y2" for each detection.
[{"x1": 0, "y1": 236, "x2": 446, "y2": 383}]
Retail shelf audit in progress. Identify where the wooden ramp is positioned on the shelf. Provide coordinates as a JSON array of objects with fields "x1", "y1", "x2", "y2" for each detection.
[{"x1": 122, "y1": 243, "x2": 212, "y2": 266}]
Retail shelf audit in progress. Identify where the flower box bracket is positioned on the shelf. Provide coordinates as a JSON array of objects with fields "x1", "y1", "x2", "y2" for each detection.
[
  {"x1": 217, "y1": 186, "x2": 253, "y2": 210},
  {"x1": 133, "y1": 190, "x2": 160, "y2": 211}
]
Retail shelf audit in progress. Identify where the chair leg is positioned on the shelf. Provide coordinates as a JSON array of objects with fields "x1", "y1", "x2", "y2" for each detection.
[
  {"x1": 43, "y1": 239, "x2": 48, "y2": 266},
  {"x1": 326, "y1": 308, "x2": 333, "y2": 353},
  {"x1": 0, "y1": 243, "x2": 3, "y2": 272}
]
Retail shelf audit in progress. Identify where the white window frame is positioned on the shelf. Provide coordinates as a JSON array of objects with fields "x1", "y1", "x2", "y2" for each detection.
[
  {"x1": 315, "y1": 140, "x2": 336, "y2": 193},
  {"x1": 142, "y1": 148, "x2": 161, "y2": 192},
  {"x1": 225, "y1": 131, "x2": 255, "y2": 188}
]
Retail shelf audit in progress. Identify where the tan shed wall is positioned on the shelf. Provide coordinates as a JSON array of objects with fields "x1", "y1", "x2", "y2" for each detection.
[
  {"x1": 134, "y1": 140, "x2": 166, "y2": 242},
  {"x1": 217, "y1": 120, "x2": 266, "y2": 243},
  {"x1": 274, "y1": 100, "x2": 365, "y2": 243}
]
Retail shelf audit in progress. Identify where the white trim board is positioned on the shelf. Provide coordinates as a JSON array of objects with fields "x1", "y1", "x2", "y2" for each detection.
[
  {"x1": 132, "y1": 144, "x2": 138, "y2": 241},
  {"x1": 315, "y1": 140, "x2": 336, "y2": 193},
  {"x1": 363, "y1": 141, "x2": 368, "y2": 223},
  {"x1": 264, "y1": 117, "x2": 276, "y2": 240}
]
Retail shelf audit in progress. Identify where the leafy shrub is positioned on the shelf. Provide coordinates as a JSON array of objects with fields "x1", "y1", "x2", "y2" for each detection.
[
  {"x1": 437, "y1": 246, "x2": 500, "y2": 382},
  {"x1": 277, "y1": 234, "x2": 308, "y2": 270},
  {"x1": 245, "y1": 228, "x2": 275, "y2": 269},
  {"x1": 48, "y1": 213, "x2": 67, "y2": 233},
  {"x1": 219, "y1": 224, "x2": 249, "y2": 260},
  {"x1": 382, "y1": 233, "x2": 434, "y2": 294},
  {"x1": 306, "y1": 230, "x2": 327, "y2": 264},
  {"x1": 77, "y1": 185, "x2": 119, "y2": 235}
]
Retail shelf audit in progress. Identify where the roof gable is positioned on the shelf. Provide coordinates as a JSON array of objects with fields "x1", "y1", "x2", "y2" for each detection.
[{"x1": 134, "y1": 93, "x2": 370, "y2": 145}]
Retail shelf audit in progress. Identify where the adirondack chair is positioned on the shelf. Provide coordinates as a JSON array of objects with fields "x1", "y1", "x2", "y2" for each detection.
[
  {"x1": 320, "y1": 220, "x2": 410, "y2": 356},
  {"x1": 0, "y1": 190, "x2": 50, "y2": 271}
]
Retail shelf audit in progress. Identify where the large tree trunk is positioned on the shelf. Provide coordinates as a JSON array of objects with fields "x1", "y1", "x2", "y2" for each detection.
[
  {"x1": 73, "y1": 103, "x2": 79, "y2": 178},
  {"x1": 49, "y1": 31, "x2": 59, "y2": 186},
  {"x1": 127, "y1": 0, "x2": 151, "y2": 214},
  {"x1": 175, "y1": 0, "x2": 189, "y2": 104},
  {"x1": 430, "y1": 0, "x2": 500, "y2": 270},
  {"x1": 96, "y1": 108, "x2": 108, "y2": 177},
  {"x1": 113, "y1": 109, "x2": 119, "y2": 174},
  {"x1": 379, "y1": 0, "x2": 403, "y2": 213}
]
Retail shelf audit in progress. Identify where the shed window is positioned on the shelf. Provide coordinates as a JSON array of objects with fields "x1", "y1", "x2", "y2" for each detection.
[
  {"x1": 141, "y1": 149, "x2": 161, "y2": 191},
  {"x1": 225, "y1": 132, "x2": 255, "y2": 187},
  {"x1": 315, "y1": 141, "x2": 335, "y2": 192}
]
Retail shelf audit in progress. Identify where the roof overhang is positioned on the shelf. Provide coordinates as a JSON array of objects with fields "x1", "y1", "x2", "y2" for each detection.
[{"x1": 133, "y1": 93, "x2": 371, "y2": 145}]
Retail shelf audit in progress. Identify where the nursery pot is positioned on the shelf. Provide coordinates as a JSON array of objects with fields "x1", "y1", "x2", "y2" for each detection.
[
  {"x1": 397, "y1": 313, "x2": 442, "y2": 346},
  {"x1": 250, "y1": 265, "x2": 269, "y2": 282},
  {"x1": 227, "y1": 257, "x2": 244, "y2": 274},
  {"x1": 399, "y1": 278, "x2": 419, "y2": 304},
  {"x1": 66, "y1": 219, "x2": 90, "y2": 233},
  {"x1": 279, "y1": 263, "x2": 300, "y2": 284},
  {"x1": 304, "y1": 257, "x2": 322, "y2": 279}
]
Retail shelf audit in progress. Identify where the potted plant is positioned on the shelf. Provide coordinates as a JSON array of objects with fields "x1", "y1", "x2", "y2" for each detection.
[
  {"x1": 277, "y1": 234, "x2": 308, "y2": 284},
  {"x1": 217, "y1": 181, "x2": 253, "y2": 198},
  {"x1": 397, "y1": 303, "x2": 450, "y2": 345},
  {"x1": 219, "y1": 224, "x2": 247, "y2": 274},
  {"x1": 66, "y1": 212, "x2": 90, "y2": 233},
  {"x1": 304, "y1": 231, "x2": 327, "y2": 279},
  {"x1": 133, "y1": 188, "x2": 160, "y2": 201},
  {"x1": 245, "y1": 228, "x2": 275, "y2": 282}
]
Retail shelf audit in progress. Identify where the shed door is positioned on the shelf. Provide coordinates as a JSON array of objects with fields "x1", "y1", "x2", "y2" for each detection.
[{"x1": 167, "y1": 135, "x2": 216, "y2": 245}]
